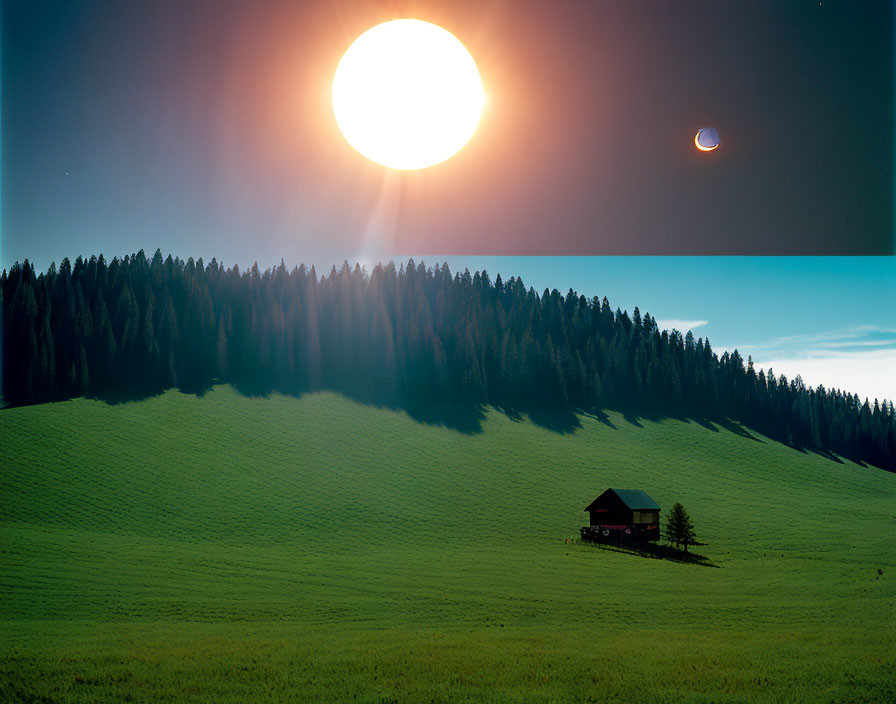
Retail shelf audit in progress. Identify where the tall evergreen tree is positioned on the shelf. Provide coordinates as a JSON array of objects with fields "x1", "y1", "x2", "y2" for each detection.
[{"x1": 664, "y1": 502, "x2": 697, "y2": 552}]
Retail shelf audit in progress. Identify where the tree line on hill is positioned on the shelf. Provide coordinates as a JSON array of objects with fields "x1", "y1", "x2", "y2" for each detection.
[{"x1": 2, "y1": 250, "x2": 894, "y2": 469}]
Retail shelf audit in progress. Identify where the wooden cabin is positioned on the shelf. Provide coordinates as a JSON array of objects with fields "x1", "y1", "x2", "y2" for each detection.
[{"x1": 581, "y1": 488, "x2": 661, "y2": 543}]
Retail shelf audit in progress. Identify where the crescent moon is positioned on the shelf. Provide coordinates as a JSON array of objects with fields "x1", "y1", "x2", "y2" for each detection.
[{"x1": 695, "y1": 133, "x2": 718, "y2": 152}]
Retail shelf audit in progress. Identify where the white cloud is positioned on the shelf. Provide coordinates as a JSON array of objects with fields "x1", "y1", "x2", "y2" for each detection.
[
  {"x1": 739, "y1": 325, "x2": 896, "y2": 351},
  {"x1": 823, "y1": 339, "x2": 895, "y2": 348},
  {"x1": 656, "y1": 319, "x2": 708, "y2": 332},
  {"x1": 750, "y1": 349, "x2": 896, "y2": 403},
  {"x1": 719, "y1": 325, "x2": 896, "y2": 403}
]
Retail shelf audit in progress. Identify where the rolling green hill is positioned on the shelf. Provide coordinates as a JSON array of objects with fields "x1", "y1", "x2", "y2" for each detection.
[{"x1": 1, "y1": 386, "x2": 894, "y2": 703}]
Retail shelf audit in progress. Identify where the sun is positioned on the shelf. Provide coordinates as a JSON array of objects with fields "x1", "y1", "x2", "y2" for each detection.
[{"x1": 332, "y1": 19, "x2": 485, "y2": 170}]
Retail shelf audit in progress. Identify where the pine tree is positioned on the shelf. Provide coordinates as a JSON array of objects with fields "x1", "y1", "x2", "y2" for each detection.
[
  {"x1": 77, "y1": 343, "x2": 90, "y2": 396},
  {"x1": 664, "y1": 502, "x2": 697, "y2": 552}
]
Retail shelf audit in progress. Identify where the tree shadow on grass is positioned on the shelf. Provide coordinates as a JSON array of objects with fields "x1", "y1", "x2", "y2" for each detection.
[
  {"x1": 491, "y1": 404, "x2": 525, "y2": 423},
  {"x1": 578, "y1": 539, "x2": 718, "y2": 568},
  {"x1": 783, "y1": 440, "x2": 847, "y2": 466},
  {"x1": 0, "y1": 381, "x2": 878, "y2": 471},
  {"x1": 578, "y1": 409, "x2": 617, "y2": 429},
  {"x1": 622, "y1": 413, "x2": 644, "y2": 428},
  {"x1": 396, "y1": 399, "x2": 580, "y2": 435},
  {"x1": 2, "y1": 378, "x2": 214, "y2": 408},
  {"x1": 177, "y1": 379, "x2": 216, "y2": 398},
  {"x1": 714, "y1": 418, "x2": 765, "y2": 443},
  {"x1": 676, "y1": 415, "x2": 766, "y2": 443},
  {"x1": 87, "y1": 387, "x2": 169, "y2": 406},
  {"x1": 526, "y1": 406, "x2": 581, "y2": 434},
  {"x1": 692, "y1": 416, "x2": 721, "y2": 433},
  {"x1": 227, "y1": 379, "x2": 488, "y2": 434},
  {"x1": 611, "y1": 408, "x2": 777, "y2": 452},
  {"x1": 403, "y1": 399, "x2": 486, "y2": 434},
  {"x1": 231, "y1": 378, "x2": 277, "y2": 399},
  {"x1": 619, "y1": 407, "x2": 696, "y2": 429}
]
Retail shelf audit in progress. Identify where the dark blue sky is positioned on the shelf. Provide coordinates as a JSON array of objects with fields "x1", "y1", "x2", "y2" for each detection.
[{"x1": 2, "y1": 0, "x2": 893, "y2": 268}]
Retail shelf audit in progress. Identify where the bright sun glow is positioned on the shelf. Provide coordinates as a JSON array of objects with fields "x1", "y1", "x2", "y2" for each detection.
[{"x1": 332, "y1": 19, "x2": 485, "y2": 170}]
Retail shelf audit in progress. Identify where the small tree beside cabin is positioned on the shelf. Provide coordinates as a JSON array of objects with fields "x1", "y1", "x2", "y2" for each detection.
[{"x1": 664, "y1": 502, "x2": 697, "y2": 552}]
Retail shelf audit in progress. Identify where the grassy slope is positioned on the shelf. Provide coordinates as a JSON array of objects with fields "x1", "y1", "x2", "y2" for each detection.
[{"x1": 1, "y1": 386, "x2": 893, "y2": 703}]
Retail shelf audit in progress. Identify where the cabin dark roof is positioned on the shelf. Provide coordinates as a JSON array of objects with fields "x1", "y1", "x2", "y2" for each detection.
[
  {"x1": 585, "y1": 488, "x2": 660, "y2": 511},
  {"x1": 610, "y1": 489, "x2": 660, "y2": 510}
]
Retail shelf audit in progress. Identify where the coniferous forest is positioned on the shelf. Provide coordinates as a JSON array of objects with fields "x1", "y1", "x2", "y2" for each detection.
[{"x1": 2, "y1": 250, "x2": 894, "y2": 470}]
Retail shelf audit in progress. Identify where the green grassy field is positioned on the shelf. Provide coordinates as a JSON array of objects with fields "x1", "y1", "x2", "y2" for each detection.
[{"x1": 1, "y1": 386, "x2": 894, "y2": 703}]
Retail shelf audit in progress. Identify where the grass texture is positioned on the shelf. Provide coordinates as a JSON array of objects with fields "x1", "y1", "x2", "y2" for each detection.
[{"x1": 1, "y1": 386, "x2": 894, "y2": 703}]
